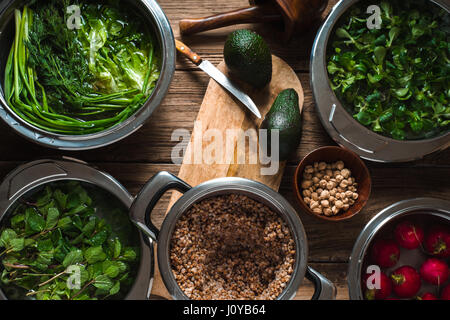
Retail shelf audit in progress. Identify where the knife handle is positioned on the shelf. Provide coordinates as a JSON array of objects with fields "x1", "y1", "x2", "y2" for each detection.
[{"x1": 175, "y1": 40, "x2": 202, "y2": 65}]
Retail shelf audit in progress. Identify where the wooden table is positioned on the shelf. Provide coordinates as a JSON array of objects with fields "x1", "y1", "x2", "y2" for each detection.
[{"x1": 0, "y1": 0, "x2": 448, "y2": 300}]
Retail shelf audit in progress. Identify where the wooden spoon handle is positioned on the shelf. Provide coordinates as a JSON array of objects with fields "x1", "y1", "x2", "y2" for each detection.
[
  {"x1": 175, "y1": 39, "x2": 202, "y2": 65},
  {"x1": 179, "y1": 5, "x2": 282, "y2": 35}
]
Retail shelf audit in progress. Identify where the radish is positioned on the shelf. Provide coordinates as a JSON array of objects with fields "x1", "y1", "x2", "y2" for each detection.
[
  {"x1": 441, "y1": 284, "x2": 450, "y2": 300},
  {"x1": 394, "y1": 221, "x2": 424, "y2": 249},
  {"x1": 371, "y1": 239, "x2": 400, "y2": 268},
  {"x1": 363, "y1": 271, "x2": 392, "y2": 300},
  {"x1": 425, "y1": 226, "x2": 450, "y2": 258},
  {"x1": 391, "y1": 266, "x2": 421, "y2": 298},
  {"x1": 419, "y1": 292, "x2": 438, "y2": 300},
  {"x1": 420, "y1": 258, "x2": 449, "y2": 285}
]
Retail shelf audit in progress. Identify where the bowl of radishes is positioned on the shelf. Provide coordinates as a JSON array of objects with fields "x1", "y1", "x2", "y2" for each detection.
[{"x1": 348, "y1": 198, "x2": 450, "y2": 300}]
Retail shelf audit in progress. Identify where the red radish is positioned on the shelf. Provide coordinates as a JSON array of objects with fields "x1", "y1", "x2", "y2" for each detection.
[
  {"x1": 425, "y1": 226, "x2": 450, "y2": 258},
  {"x1": 441, "y1": 284, "x2": 450, "y2": 300},
  {"x1": 370, "y1": 239, "x2": 400, "y2": 268},
  {"x1": 419, "y1": 292, "x2": 438, "y2": 300},
  {"x1": 394, "y1": 221, "x2": 424, "y2": 249},
  {"x1": 420, "y1": 258, "x2": 449, "y2": 285},
  {"x1": 391, "y1": 266, "x2": 421, "y2": 298},
  {"x1": 363, "y1": 271, "x2": 392, "y2": 300}
]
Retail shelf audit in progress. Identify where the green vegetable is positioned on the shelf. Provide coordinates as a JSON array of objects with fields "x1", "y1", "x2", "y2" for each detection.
[
  {"x1": 4, "y1": 0, "x2": 160, "y2": 134},
  {"x1": 0, "y1": 182, "x2": 138, "y2": 300},
  {"x1": 224, "y1": 29, "x2": 272, "y2": 88},
  {"x1": 327, "y1": 0, "x2": 449, "y2": 140},
  {"x1": 260, "y1": 88, "x2": 302, "y2": 160}
]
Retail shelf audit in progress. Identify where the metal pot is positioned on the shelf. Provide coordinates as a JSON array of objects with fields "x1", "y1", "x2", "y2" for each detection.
[
  {"x1": 130, "y1": 171, "x2": 337, "y2": 300},
  {"x1": 0, "y1": 159, "x2": 154, "y2": 300},
  {"x1": 311, "y1": 0, "x2": 450, "y2": 162},
  {"x1": 347, "y1": 198, "x2": 450, "y2": 300},
  {"x1": 0, "y1": 0, "x2": 175, "y2": 150}
]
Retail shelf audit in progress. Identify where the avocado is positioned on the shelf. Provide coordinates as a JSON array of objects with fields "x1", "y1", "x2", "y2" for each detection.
[
  {"x1": 224, "y1": 29, "x2": 272, "y2": 89},
  {"x1": 260, "y1": 89, "x2": 302, "y2": 161}
]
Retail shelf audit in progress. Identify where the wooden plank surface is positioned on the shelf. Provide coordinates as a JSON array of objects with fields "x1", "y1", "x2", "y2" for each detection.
[{"x1": 0, "y1": 0, "x2": 448, "y2": 300}]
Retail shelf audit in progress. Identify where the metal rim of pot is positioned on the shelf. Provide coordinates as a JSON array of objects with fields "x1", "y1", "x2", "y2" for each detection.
[
  {"x1": 129, "y1": 171, "x2": 337, "y2": 300},
  {"x1": 0, "y1": 158, "x2": 154, "y2": 300},
  {"x1": 347, "y1": 197, "x2": 450, "y2": 300},
  {"x1": 0, "y1": 0, "x2": 175, "y2": 150},
  {"x1": 310, "y1": 0, "x2": 450, "y2": 163}
]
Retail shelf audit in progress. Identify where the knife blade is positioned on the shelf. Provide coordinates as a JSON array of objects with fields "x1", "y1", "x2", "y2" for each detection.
[{"x1": 175, "y1": 40, "x2": 261, "y2": 119}]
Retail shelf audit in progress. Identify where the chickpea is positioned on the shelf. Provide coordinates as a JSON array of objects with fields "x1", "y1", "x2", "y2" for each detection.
[
  {"x1": 325, "y1": 169, "x2": 333, "y2": 177},
  {"x1": 310, "y1": 201, "x2": 319, "y2": 210},
  {"x1": 343, "y1": 204, "x2": 350, "y2": 211},
  {"x1": 341, "y1": 168, "x2": 351, "y2": 179},
  {"x1": 303, "y1": 173, "x2": 312, "y2": 180},
  {"x1": 320, "y1": 190, "x2": 330, "y2": 199},
  {"x1": 317, "y1": 188, "x2": 324, "y2": 195},
  {"x1": 345, "y1": 190, "x2": 353, "y2": 198},
  {"x1": 332, "y1": 206, "x2": 339, "y2": 215},
  {"x1": 336, "y1": 175, "x2": 344, "y2": 183},
  {"x1": 326, "y1": 181, "x2": 335, "y2": 190},
  {"x1": 323, "y1": 175, "x2": 331, "y2": 181},
  {"x1": 323, "y1": 208, "x2": 333, "y2": 216},
  {"x1": 311, "y1": 192, "x2": 319, "y2": 201},
  {"x1": 352, "y1": 193, "x2": 359, "y2": 200},
  {"x1": 312, "y1": 176, "x2": 320, "y2": 184},
  {"x1": 340, "y1": 180, "x2": 349, "y2": 188},
  {"x1": 313, "y1": 208, "x2": 322, "y2": 214},
  {"x1": 321, "y1": 200, "x2": 330, "y2": 208},
  {"x1": 303, "y1": 189, "x2": 312, "y2": 197},
  {"x1": 305, "y1": 165, "x2": 314, "y2": 174},
  {"x1": 302, "y1": 180, "x2": 313, "y2": 189},
  {"x1": 336, "y1": 161, "x2": 345, "y2": 170},
  {"x1": 349, "y1": 199, "x2": 355, "y2": 205},
  {"x1": 319, "y1": 180, "x2": 327, "y2": 188},
  {"x1": 330, "y1": 189, "x2": 336, "y2": 196},
  {"x1": 335, "y1": 200, "x2": 344, "y2": 209},
  {"x1": 304, "y1": 197, "x2": 311, "y2": 205},
  {"x1": 329, "y1": 196, "x2": 336, "y2": 203},
  {"x1": 318, "y1": 162, "x2": 327, "y2": 170},
  {"x1": 342, "y1": 198, "x2": 349, "y2": 204}
]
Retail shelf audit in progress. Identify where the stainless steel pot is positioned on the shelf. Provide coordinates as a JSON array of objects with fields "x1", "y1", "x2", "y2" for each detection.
[
  {"x1": 130, "y1": 171, "x2": 337, "y2": 300},
  {"x1": 0, "y1": 159, "x2": 154, "y2": 300},
  {"x1": 348, "y1": 198, "x2": 450, "y2": 300},
  {"x1": 311, "y1": 0, "x2": 450, "y2": 162},
  {"x1": 0, "y1": 0, "x2": 175, "y2": 150}
]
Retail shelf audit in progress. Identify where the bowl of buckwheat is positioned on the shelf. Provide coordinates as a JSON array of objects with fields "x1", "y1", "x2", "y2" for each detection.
[{"x1": 293, "y1": 146, "x2": 371, "y2": 221}]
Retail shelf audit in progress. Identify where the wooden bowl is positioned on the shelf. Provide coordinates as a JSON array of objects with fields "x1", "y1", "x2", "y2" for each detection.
[{"x1": 293, "y1": 146, "x2": 371, "y2": 221}]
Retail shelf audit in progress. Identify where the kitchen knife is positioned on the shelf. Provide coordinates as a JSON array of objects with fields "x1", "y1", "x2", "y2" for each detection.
[{"x1": 175, "y1": 40, "x2": 261, "y2": 119}]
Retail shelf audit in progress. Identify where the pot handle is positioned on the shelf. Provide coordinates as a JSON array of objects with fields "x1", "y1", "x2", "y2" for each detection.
[
  {"x1": 130, "y1": 171, "x2": 191, "y2": 242},
  {"x1": 306, "y1": 266, "x2": 337, "y2": 300}
]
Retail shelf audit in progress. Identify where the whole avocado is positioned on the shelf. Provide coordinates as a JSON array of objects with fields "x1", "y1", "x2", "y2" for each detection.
[
  {"x1": 224, "y1": 29, "x2": 272, "y2": 89},
  {"x1": 260, "y1": 89, "x2": 302, "y2": 161}
]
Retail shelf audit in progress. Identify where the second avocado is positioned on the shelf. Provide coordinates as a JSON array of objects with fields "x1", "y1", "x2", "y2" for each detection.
[
  {"x1": 260, "y1": 89, "x2": 302, "y2": 161},
  {"x1": 224, "y1": 29, "x2": 272, "y2": 89}
]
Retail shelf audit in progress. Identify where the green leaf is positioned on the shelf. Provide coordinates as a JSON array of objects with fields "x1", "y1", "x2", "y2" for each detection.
[
  {"x1": 9, "y1": 238, "x2": 25, "y2": 252},
  {"x1": 102, "y1": 261, "x2": 120, "y2": 278},
  {"x1": 374, "y1": 46, "x2": 387, "y2": 65},
  {"x1": 82, "y1": 219, "x2": 96, "y2": 236},
  {"x1": 63, "y1": 249, "x2": 84, "y2": 268},
  {"x1": 110, "y1": 281, "x2": 120, "y2": 295},
  {"x1": 37, "y1": 238, "x2": 53, "y2": 251},
  {"x1": 84, "y1": 246, "x2": 107, "y2": 264},
  {"x1": 57, "y1": 217, "x2": 72, "y2": 229},
  {"x1": 113, "y1": 238, "x2": 121, "y2": 259},
  {"x1": 25, "y1": 208, "x2": 46, "y2": 233},
  {"x1": 120, "y1": 247, "x2": 137, "y2": 262},
  {"x1": 45, "y1": 207, "x2": 60, "y2": 229},
  {"x1": 93, "y1": 275, "x2": 113, "y2": 291},
  {"x1": 90, "y1": 230, "x2": 108, "y2": 246},
  {"x1": 0, "y1": 229, "x2": 17, "y2": 248}
]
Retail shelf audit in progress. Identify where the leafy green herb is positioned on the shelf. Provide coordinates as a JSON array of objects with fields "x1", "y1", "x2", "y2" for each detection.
[
  {"x1": 327, "y1": 0, "x2": 449, "y2": 140},
  {"x1": 0, "y1": 182, "x2": 138, "y2": 300},
  {"x1": 3, "y1": 0, "x2": 160, "y2": 134}
]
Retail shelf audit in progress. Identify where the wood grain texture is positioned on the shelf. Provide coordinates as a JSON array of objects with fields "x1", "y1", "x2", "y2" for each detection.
[{"x1": 0, "y1": 0, "x2": 448, "y2": 300}]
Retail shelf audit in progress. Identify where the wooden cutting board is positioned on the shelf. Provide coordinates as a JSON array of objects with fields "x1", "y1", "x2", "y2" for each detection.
[{"x1": 151, "y1": 55, "x2": 304, "y2": 299}]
